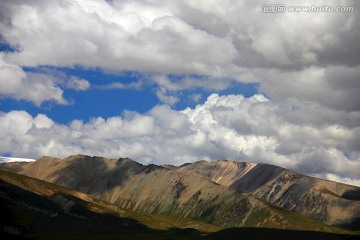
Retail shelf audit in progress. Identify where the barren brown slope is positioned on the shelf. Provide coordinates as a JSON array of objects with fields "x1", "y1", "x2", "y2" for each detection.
[
  {"x1": 177, "y1": 160, "x2": 360, "y2": 229},
  {"x1": 0, "y1": 169, "x2": 224, "y2": 239},
  {"x1": 0, "y1": 154, "x2": 352, "y2": 233},
  {"x1": 1, "y1": 169, "x2": 358, "y2": 240},
  {"x1": 0, "y1": 155, "x2": 144, "y2": 192},
  {"x1": 0, "y1": 155, "x2": 272, "y2": 228}
]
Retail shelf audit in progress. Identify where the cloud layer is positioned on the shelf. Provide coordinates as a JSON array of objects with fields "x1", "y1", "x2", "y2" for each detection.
[
  {"x1": 2, "y1": 1, "x2": 359, "y2": 67},
  {"x1": 2, "y1": 0, "x2": 358, "y2": 72},
  {"x1": 1, "y1": 93, "x2": 359, "y2": 185},
  {"x1": 1, "y1": 0, "x2": 359, "y2": 186},
  {"x1": 0, "y1": 54, "x2": 68, "y2": 105},
  {"x1": 0, "y1": 0, "x2": 359, "y2": 106},
  {"x1": 0, "y1": 54, "x2": 90, "y2": 105}
]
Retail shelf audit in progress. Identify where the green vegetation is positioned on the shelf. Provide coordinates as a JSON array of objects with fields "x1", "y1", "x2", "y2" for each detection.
[
  {"x1": 259, "y1": 199, "x2": 356, "y2": 235},
  {"x1": 243, "y1": 208, "x2": 271, "y2": 227}
]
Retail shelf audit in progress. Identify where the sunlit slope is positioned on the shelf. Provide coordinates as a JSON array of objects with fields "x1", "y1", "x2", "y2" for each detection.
[{"x1": 177, "y1": 160, "x2": 360, "y2": 229}]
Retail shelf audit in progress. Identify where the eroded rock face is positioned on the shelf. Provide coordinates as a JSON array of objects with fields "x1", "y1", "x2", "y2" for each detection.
[
  {"x1": 173, "y1": 180, "x2": 187, "y2": 200},
  {"x1": 256, "y1": 172, "x2": 301, "y2": 202},
  {"x1": 177, "y1": 160, "x2": 257, "y2": 188},
  {"x1": 293, "y1": 191, "x2": 328, "y2": 221},
  {"x1": 177, "y1": 160, "x2": 360, "y2": 227}
]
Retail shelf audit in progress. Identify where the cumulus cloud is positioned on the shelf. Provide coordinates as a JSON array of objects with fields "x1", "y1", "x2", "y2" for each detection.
[
  {"x1": 0, "y1": 0, "x2": 359, "y2": 110},
  {"x1": 0, "y1": 54, "x2": 93, "y2": 105},
  {"x1": 259, "y1": 66, "x2": 360, "y2": 112},
  {"x1": 0, "y1": 0, "x2": 237, "y2": 75},
  {"x1": 0, "y1": 54, "x2": 68, "y2": 106},
  {"x1": 155, "y1": 87, "x2": 179, "y2": 106},
  {"x1": 1, "y1": 93, "x2": 359, "y2": 185},
  {"x1": 0, "y1": 0, "x2": 360, "y2": 186},
  {"x1": 1, "y1": 0, "x2": 357, "y2": 72},
  {"x1": 65, "y1": 76, "x2": 90, "y2": 91}
]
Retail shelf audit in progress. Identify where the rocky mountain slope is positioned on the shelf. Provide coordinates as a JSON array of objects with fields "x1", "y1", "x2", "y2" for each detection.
[
  {"x1": 0, "y1": 169, "x2": 222, "y2": 239},
  {"x1": 1, "y1": 155, "x2": 359, "y2": 232},
  {"x1": 1, "y1": 169, "x2": 358, "y2": 240},
  {"x1": 176, "y1": 160, "x2": 360, "y2": 229}
]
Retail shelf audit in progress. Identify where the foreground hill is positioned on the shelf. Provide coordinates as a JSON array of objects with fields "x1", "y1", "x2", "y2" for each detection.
[
  {"x1": 1, "y1": 154, "x2": 358, "y2": 235},
  {"x1": 177, "y1": 160, "x2": 360, "y2": 229}
]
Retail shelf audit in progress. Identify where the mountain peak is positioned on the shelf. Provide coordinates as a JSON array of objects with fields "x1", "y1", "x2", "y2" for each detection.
[
  {"x1": 118, "y1": 157, "x2": 137, "y2": 163},
  {"x1": 38, "y1": 155, "x2": 61, "y2": 161},
  {"x1": 178, "y1": 159, "x2": 257, "y2": 188}
]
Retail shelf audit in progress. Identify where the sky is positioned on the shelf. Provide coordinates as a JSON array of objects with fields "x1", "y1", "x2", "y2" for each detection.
[{"x1": 0, "y1": 0, "x2": 360, "y2": 186}]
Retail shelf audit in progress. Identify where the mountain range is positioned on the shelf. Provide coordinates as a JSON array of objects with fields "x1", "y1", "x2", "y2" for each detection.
[{"x1": 0, "y1": 154, "x2": 359, "y2": 239}]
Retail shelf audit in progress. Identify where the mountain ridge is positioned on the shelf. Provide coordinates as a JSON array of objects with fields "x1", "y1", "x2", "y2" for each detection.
[
  {"x1": 176, "y1": 159, "x2": 360, "y2": 229},
  {"x1": 1, "y1": 169, "x2": 358, "y2": 239},
  {"x1": 1, "y1": 154, "x2": 359, "y2": 231}
]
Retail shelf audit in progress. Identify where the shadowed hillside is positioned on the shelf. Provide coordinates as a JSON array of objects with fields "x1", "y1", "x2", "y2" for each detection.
[
  {"x1": 1, "y1": 169, "x2": 358, "y2": 240},
  {"x1": 1, "y1": 155, "x2": 358, "y2": 234},
  {"x1": 0, "y1": 169, "x2": 219, "y2": 239}
]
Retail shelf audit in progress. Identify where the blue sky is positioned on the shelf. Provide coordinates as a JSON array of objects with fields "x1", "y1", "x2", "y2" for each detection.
[
  {"x1": 0, "y1": 62, "x2": 259, "y2": 124},
  {"x1": 0, "y1": 40, "x2": 259, "y2": 123},
  {"x1": 0, "y1": 0, "x2": 359, "y2": 186}
]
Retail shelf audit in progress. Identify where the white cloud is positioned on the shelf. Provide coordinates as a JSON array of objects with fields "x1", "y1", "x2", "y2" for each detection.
[
  {"x1": 34, "y1": 114, "x2": 54, "y2": 129},
  {"x1": 151, "y1": 74, "x2": 231, "y2": 91},
  {"x1": 3, "y1": 0, "x2": 355, "y2": 73},
  {"x1": 0, "y1": 54, "x2": 68, "y2": 106},
  {"x1": 189, "y1": 93, "x2": 202, "y2": 103},
  {"x1": 1, "y1": 93, "x2": 359, "y2": 184},
  {"x1": 0, "y1": 156, "x2": 35, "y2": 163},
  {"x1": 312, "y1": 173, "x2": 360, "y2": 188},
  {"x1": 155, "y1": 87, "x2": 179, "y2": 106},
  {"x1": 0, "y1": 0, "x2": 359, "y2": 111},
  {"x1": 97, "y1": 82, "x2": 126, "y2": 90},
  {"x1": 259, "y1": 66, "x2": 360, "y2": 112},
  {"x1": 0, "y1": 0, "x2": 238, "y2": 76},
  {"x1": 65, "y1": 76, "x2": 90, "y2": 91},
  {"x1": 0, "y1": 53, "x2": 92, "y2": 105},
  {"x1": 96, "y1": 80, "x2": 143, "y2": 90}
]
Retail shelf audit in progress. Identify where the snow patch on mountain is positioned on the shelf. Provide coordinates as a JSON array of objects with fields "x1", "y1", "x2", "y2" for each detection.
[{"x1": 0, "y1": 156, "x2": 36, "y2": 163}]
